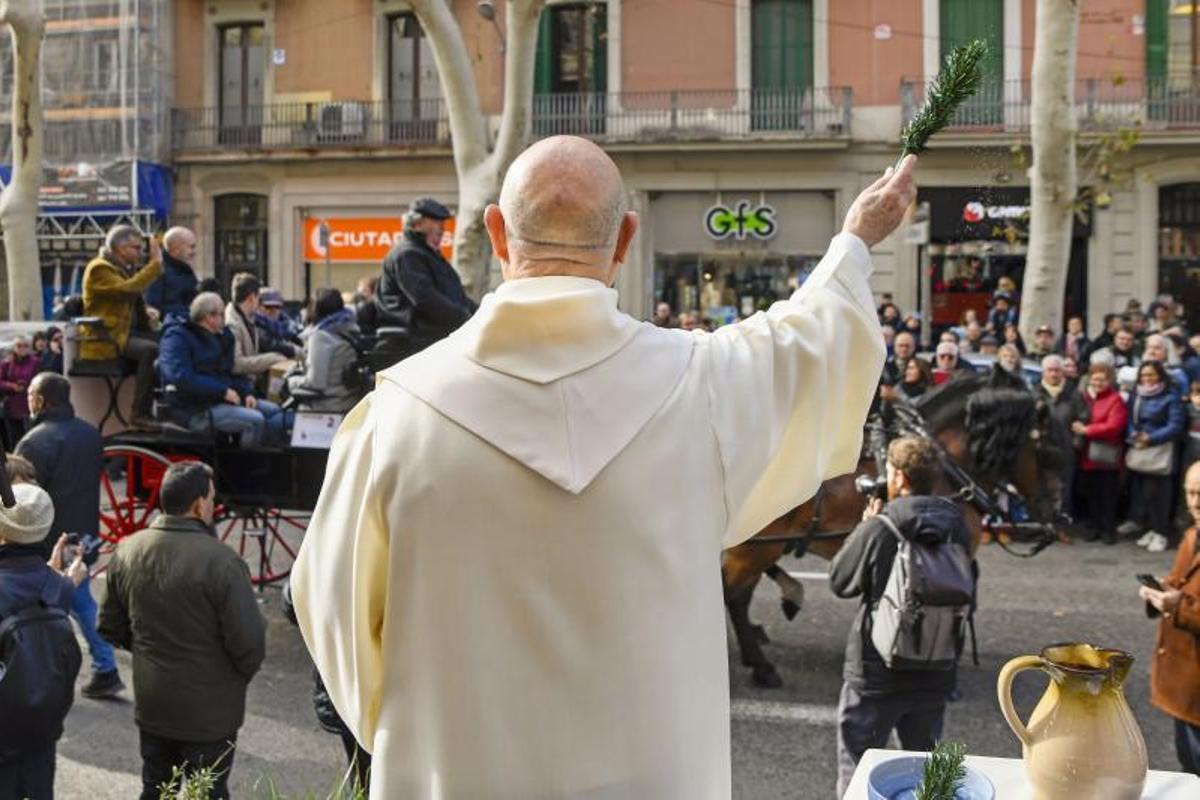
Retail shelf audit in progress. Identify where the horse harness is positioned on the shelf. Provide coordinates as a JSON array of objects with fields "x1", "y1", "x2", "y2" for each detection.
[{"x1": 743, "y1": 402, "x2": 1057, "y2": 558}]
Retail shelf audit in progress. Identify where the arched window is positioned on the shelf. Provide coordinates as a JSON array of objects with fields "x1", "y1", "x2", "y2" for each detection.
[{"x1": 214, "y1": 194, "x2": 269, "y2": 295}]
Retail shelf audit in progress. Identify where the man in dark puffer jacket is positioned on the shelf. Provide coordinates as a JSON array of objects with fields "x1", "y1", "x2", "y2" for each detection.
[{"x1": 829, "y1": 436, "x2": 973, "y2": 796}]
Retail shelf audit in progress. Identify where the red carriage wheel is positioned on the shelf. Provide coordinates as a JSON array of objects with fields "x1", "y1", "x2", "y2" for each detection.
[
  {"x1": 99, "y1": 446, "x2": 190, "y2": 543},
  {"x1": 216, "y1": 506, "x2": 310, "y2": 586}
]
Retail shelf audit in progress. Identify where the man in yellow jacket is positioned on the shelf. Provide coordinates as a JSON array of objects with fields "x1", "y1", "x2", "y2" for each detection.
[{"x1": 81, "y1": 225, "x2": 163, "y2": 426}]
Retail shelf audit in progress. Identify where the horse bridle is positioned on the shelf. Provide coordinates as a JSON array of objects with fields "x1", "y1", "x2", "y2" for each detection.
[
  {"x1": 746, "y1": 404, "x2": 1059, "y2": 558},
  {"x1": 894, "y1": 405, "x2": 1059, "y2": 558}
]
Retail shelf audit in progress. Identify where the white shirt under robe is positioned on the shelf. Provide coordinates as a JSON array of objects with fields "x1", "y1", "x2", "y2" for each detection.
[{"x1": 291, "y1": 232, "x2": 884, "y2": 799}]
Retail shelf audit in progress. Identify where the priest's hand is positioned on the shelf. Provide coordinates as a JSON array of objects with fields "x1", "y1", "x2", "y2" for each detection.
[{"x1": 842, "y1": 155, "x2": 918, "y2": 248}]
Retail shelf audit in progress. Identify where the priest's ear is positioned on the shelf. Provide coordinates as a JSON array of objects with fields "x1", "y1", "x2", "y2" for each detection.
[
  {"x1": 604, "y1": 211, "x2": 639, "y2": 288},
  {"x1": 484, "y1": 204, "x2": 510, "y2": 270}
]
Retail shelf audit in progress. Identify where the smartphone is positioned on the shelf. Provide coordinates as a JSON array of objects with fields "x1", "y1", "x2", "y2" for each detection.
[
  {"x1": 62, "y1": 532, "x2": 81, "y2": 564},
  {"x1": 1137, "y1": 573, "x2": 1164, "y2": 591}
]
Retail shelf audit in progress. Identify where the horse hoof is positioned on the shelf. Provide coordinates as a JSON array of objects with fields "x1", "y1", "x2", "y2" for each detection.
[
  {"x1": 781, "y1": 599, "x2": 801, "y2": 620},
  {"x1": 752, "y1": 624, "x2": 771, "y2": 644},
  {"x1": 751, "y1": 666, "x2": 783, "y2": 689}
]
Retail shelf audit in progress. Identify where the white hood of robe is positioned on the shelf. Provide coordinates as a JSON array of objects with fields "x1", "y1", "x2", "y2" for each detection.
[{"x1": 381, "y1": 276, "x2": 694, "y2": 494}]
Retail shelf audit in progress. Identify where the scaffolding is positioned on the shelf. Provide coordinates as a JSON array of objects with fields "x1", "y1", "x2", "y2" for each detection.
[
  {"x1": 0, "y1": 0, "x2": 172, "y2": 168},
  {"x1": 0, "y1": 1, "x2": 172, "y2": 315}
]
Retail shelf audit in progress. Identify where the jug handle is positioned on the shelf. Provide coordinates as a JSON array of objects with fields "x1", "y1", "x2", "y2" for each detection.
[{"x1": 997, "y1": 655, "x2": 1042, "y2": 749}]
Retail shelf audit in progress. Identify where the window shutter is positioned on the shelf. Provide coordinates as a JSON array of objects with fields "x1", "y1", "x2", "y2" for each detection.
[
  {"x1": 534, "y1": 9, "x2": 554, "y2": 95},
  {"x1": 1145, "y1": 0, "x2": 1168, "y2": 79}
]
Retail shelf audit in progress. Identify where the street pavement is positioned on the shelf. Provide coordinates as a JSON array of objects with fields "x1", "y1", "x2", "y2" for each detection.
[{"x1": 55, "y1": 536, "x2": 1182, "y2": 799}]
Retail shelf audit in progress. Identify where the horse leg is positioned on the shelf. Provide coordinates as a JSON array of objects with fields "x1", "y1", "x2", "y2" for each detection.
[
  {"x1": 764, "y1": 564, "x2": 805, "y2": 621},
  {"x1": 724, "y1": 579, "x2": 783, "y2": 689}
]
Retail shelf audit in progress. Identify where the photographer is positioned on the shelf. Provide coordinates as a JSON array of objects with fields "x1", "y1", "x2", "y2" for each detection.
[
  {"x1": 0, "y1": 485, "x2": 86, "y2": 800},
  {"x1": 1140, "y1": 460, "x2": 1200, "y2": 775},
  {"x1": 829, "y1": 436, "x2": 974, "y2": 797}
]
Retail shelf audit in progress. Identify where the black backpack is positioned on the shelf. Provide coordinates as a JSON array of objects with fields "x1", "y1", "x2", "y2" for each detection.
[{"x1": 0, "y1": 573, "x2": 82, "y2": 757}]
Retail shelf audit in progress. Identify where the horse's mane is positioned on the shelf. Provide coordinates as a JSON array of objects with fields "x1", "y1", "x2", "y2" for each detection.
[{"x1": 915, "y1": 368, "x2": 1037, "y2": 477}]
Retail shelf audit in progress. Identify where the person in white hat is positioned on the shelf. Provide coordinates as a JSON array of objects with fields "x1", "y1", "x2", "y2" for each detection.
[{"x1": 0, "y1": 483, "x2": 86, "y2": 799}]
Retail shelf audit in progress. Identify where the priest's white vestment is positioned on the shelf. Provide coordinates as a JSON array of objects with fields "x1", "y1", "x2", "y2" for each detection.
[{"x1": 291, "y1": 232, "x2": 885, "y2": 799}]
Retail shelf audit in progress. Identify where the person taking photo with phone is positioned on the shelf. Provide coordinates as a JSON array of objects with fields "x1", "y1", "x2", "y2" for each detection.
[{"x1": 1140, "y1": 459, "x2": 1200, "y2": 775}]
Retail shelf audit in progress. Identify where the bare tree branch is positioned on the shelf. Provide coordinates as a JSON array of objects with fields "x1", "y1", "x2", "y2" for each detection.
[
  {"x1": 0, "y1": 0, "x2": 44, "y2": 320},
  {"x1": 490, "y1": 0, "x2": 546, "y2": 175},
  {"x1": 1020, "y1": 0, "x2": 1080, "y2": 343},
  {"x1": 409, "y1": 0, "x2": 489, "y2": 172}
]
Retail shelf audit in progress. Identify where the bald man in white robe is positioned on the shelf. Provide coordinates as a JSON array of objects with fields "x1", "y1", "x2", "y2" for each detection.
[{"x1": 292, "y1": 138, "x2": 917, "y2": 799}]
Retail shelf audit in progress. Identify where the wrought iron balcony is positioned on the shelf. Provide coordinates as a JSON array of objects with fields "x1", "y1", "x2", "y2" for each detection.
[
  {"x1": 531, "y1": 87, "x2": 853, "y2": 142},
  {"x1": 171, "y1": 87, "x2": 853, "y2": 154},
  {"x1": 172, "y1": 99, "x2": 451, "y2": 152},
  {"x1": 899, "y1": 74, "x2": 1200, "y2": 135}
]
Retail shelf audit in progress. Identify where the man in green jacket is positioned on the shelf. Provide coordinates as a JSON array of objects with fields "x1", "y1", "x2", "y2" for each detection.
[{"x1": 99, "y1": 462, "x2": 265, "y2": 800}]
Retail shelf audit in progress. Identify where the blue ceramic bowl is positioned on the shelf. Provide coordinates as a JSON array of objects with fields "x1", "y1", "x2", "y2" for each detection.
[{"x1": 866, "y1": 756, "x2": 996, "y2": 800}]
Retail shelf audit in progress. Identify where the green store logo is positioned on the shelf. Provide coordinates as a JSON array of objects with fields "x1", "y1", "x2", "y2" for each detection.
[{"x1": 704, "y1": 201, "x2": 777, "y2": 241}]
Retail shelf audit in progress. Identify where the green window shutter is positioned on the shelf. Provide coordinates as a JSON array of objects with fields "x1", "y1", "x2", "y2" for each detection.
[
  {"x1": 939, "y1": 0, "x2": 1003, "y2": 78},
  {"x1": 592, "y1": 4, "x2": 607, "y2": 93},
  {"x1": 534, "y1": 9, "x2": 554, "y2": 95},
  {"x1": 1145, "y1": 0, "x2": 1168, "y2": 79},
  {"x1": 751, "y1": 0, "x2": 813, "y2": 91}
]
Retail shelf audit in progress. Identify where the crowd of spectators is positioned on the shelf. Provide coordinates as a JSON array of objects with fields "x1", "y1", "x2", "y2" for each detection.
[{"x1": 872, "y1": 286, "x2": 1199, "y2": 553}]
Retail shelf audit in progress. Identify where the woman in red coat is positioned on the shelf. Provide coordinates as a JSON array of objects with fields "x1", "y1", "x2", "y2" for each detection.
[
  {"x1": 0, "y1": 336, "x2": 42, "y2": 451},
  {"x1": 1072, "y1": 363, "x2": 1129, "y2": 543}
]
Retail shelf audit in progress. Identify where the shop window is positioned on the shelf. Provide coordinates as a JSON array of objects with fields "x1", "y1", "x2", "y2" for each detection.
[
  {"x1": 1158, "y1": 183, "x2": 1200, "y2": 330},
  {"x1": 533, "y1": 3, "x2": 607, "y2": 135},
  {"x1": 215, "y1": 194, "x2": 269, "y2": 295},
  {"x1": 387, "y1": 13, "x2": 441, "y2": 142},
  {"x1": 939, "y1": 0, "x2": 1004, "y2": 125},
  {"x1": 218, "y1": 22, "x2": 266, "y2": 146},
  {"x1": 654, "y1": 253, "x2": 815, "y2": 327},
  {"x1": 750, "y1": 0, "x2": 813, "y2": 131}
]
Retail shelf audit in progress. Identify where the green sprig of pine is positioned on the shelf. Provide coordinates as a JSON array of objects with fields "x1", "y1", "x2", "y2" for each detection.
[
  {"x1": 900, "y1": 40, "x2": 988, "y2": 160},
  {"x1": 914, "y1": 741, "x2": 968, "y2": 800}
]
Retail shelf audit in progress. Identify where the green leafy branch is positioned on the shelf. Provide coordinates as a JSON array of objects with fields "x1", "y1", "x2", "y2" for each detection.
[
  {"x1": 914, "y1": 741, "x2": 968, "y2": 800},
  {"x1": 900, "y1": 40, "x2": 988, "y2": 159}
]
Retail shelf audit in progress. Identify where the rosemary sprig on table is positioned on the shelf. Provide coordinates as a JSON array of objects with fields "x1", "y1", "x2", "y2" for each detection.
[
  {"x1": 899, "y1": 40, "x2": 988, "y2": 161},
  {"x1": 914, "y1": 741, "x2": 968, "y2": 800}
]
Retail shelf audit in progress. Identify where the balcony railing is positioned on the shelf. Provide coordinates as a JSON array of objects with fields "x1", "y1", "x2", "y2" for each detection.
[
  {"x1": 172, "y1": 99, "x2": 452, "y2": 151},
  {"x1": 900, "y1": 74, "x2": 1200, "y2": 134},
  {"x1": 532, "y1": 87, "x2": 853, "y2": 141},
  {"x1": 172, "y1": 87, "x2": 852, "y2": 153}
]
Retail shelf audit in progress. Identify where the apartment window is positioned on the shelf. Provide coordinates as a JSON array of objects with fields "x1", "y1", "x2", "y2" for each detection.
[
  {"x1": 387, "y1": 13, "x2": 441, "y2": 141},
  {"x1": 750, "y1": 1, "x2": 813, "y2": 131},
  {"x1": 1147, "y1": 1, "x2": 1199, "y2": 90},
  {"x1": 215, "y1": 194, "x2": 269, "y2": 293},
  {"x1": 939, "y1": 0, "x2": 1003, "y2": 124},
  {"x1": 89, "y1": 39, "x2": 118, "y2": 92},
  {"x1": 534, "y1": 3, "x2": 607, "y2": 94},
  {"x1": 218, "y1": 23, "x2": 266, "y2": 146},
  {"x1": 533, "y1": 3, "x2": 607, "y2": 135}
]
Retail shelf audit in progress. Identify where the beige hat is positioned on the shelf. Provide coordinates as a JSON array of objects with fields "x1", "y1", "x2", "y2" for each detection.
[{"x1": 0, "y1": 483, "x2": 55, "y2": 545}]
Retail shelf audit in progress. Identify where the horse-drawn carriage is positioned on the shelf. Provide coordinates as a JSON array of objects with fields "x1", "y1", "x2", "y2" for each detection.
[
  {"x1": 60, "y1": 317, "x2": 413, "y2": 586},
  {"x1": 97, "y1": 427, "x2": 329, "y2": 585}
]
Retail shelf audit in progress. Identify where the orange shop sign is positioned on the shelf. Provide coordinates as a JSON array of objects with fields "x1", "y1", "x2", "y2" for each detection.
[{"x1": 303, "y1": 216, "x2": 455, "y2": 263}]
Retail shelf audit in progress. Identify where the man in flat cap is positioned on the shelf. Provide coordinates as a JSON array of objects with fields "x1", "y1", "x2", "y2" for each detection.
[{"x1": 377, "y1": 197, "x2": 476, "y2": 353}]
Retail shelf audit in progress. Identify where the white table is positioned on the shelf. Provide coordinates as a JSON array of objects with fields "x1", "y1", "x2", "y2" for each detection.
[{"x1": 844, "y1": 749, "x2": 1200, "y2": 799}]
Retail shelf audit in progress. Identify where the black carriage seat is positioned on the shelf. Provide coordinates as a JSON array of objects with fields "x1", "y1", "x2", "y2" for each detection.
[{"x1": 68, "y1": 316, "x2": 136, "y2": 429}]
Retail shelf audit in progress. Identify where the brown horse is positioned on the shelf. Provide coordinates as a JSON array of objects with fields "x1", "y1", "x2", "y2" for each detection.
[{"x1": 722, "y1": 370, "x2": 1066, "y2": 688}]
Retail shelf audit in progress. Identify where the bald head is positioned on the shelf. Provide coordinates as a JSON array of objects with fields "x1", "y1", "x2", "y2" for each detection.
[
  {"x1": 163, "y1": 226, "x2": 197, "y2": 266},
  {"x1": 486, "y1": 136, "x2": 638, "y2": 283}
]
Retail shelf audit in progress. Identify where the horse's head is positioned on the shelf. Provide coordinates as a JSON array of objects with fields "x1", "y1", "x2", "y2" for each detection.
[{"x1": 919, "y1": 368, "x2": 1066, "y2": 527}]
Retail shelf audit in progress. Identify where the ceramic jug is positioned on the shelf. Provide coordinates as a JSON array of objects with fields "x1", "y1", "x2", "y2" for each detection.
[{"x1": 997, "y1": 643, "x2": 1148, "y2": 800}]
